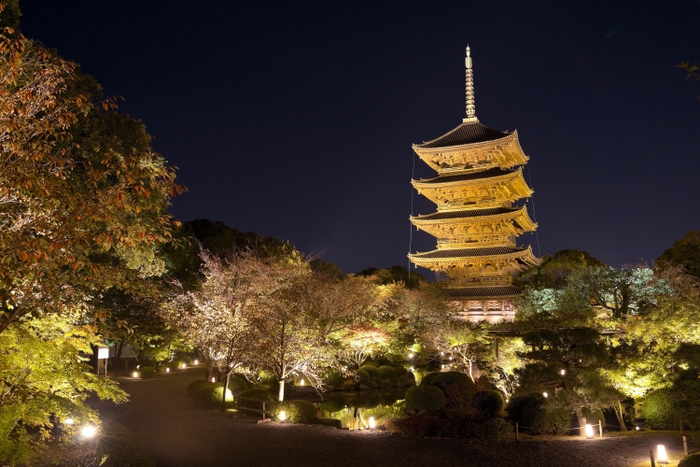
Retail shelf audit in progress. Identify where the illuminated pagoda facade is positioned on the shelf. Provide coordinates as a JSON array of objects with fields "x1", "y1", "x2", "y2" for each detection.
[{"x1": 409, "y1": 46, "x2": 540, "y2": 322}]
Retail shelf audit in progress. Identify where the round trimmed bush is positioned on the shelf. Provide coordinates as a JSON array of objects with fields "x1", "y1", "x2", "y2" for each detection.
[
  {"x1": 362, "y1": 359, "x2": 379, "y2": 367},
  {"x1": 525, "y1": 401, "x2": 571, "y2": 435},
  {"x1": 378, "y1": 365, "x2": 398, "y2": 382},
  {"x1": 376, "y1": 356, "x2": 392, "y2": 366},
  {"x1": 192, "y1": 382, "x2": 233, "y2": 408},
  {"x1": 360, "y1": 364, "x2": 379, "y2": 380},
  {"x1": 679, "y1": 452, "x2": 700, "y2": 467},
  {"x1": 475, "y1": 390, "x2": 504, "y2": 417},
  {"x1": 641, "y1": 388, "x2": 677, "y2": 429},
  {"x1": 356, "y1": 369, "x2": 371, "y2": 385},
  {"x1": 270, "y1": 400, "x2": 318, "y2": 423},
  {"x1": 239, "y1": 387, "x2": 274, "y2": 404},
  {"x1": 228, "y1": 375, "x2": 249, "y2": 394},
  {"x1": 430, "y1": 371, "x2": 474, "y2": 392},
  {"x1": 419, "y1": 372, "x2": 440, "y2": 386},
  {"x1": 392, "y1": 364, "x2": 407, "y2": 376},
  {"x1": 188, "y1": 379, "x2": 207, "y2": 396},
  {"x1": 139, "y1": 367, "x2": 155, "y2": 379},
  {"x1": 405, "y1": 385, "x2": 446, "y2": 412},
  {"x1": 506, "y1": 393, "x2": 542, "y2": 424},
  {"x1": 323, "y1": 369, "x2": 344, "y2": 387}
]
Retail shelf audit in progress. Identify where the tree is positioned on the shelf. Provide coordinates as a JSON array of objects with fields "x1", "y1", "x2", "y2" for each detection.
[
  {"x1": 166, "y1": 249, "x2": 260, "y2": 409},
  {"x1": 678, "y1": 61, "x2": 700, "y2": 100},
  {"x1": 516, "y1": 249, "x2": 604, "y2": 290},
  {"x1": 657, "y1": 231, "x2": 700, "y2": 280},
  {"x1": 429, "y1": 320, "x2": 491, "y2": 382}
]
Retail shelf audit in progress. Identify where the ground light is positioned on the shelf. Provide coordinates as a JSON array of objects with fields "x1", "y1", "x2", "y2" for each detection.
[
  {"x1": 279, "y1": 411, "x2": 286, "y2": 422},
  {"x1": 585, "y1": 424, "x2": 594, "y2": 439},
  {"x1": 542, "y1": 392, "x2": 548, "y2": 398},
  {"x1": 299, "y1": 379, "x2": 305, "y2": 386},
  {"x1": 132, "y1": 371, "x2": 139, "y2": 378},
  {"x1": 657, "y1": 445, "x2": 668, "y2": 463},
  {"x1": 194, "y1": 359, "x2": 199, "y2": 365},
  {"x1": 368, "y1": 417, "x2": 376, "y2": 429},
  {"x1": 560, "y1": 369, "x2": 566, "y2": 375},
  {"x1": 80, "y1": 425, "x2": 97, "y2": 438},
  {"x1": 181, "y1": 363, "x2": 186, "y2": 369},
  {"x1": 211, "y1": 377, "x2": 216, "y2": 383},
  {"x1": 165, "y1": 368, "x2": 170, "y2": 373}
]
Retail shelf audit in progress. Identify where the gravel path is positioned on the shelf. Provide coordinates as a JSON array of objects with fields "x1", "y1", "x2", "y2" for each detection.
[{"x1": 95, "y1": 369, "x2": 695, "y2": 467}]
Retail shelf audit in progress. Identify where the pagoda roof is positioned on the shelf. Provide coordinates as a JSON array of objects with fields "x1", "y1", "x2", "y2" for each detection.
[
  {"x1": 416, "y1": 167, "x2": 516, "y2": 185},
  {"x1": 414, "y1": 122, "x2": 512, "y2": 149},
  {"x1": 413, "y1": 207, "x2": 518, "y2": 221},
  {"x1": 447, "y1": 286, "x2": 521, "y2": 299},
  {"x1": 411, "y1": 246, "x2": 526, "y2": 259}
]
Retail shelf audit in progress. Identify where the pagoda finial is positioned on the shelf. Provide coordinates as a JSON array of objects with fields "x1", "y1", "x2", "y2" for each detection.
[{"x1": 464, "y1": 44, "x2": 477, "y2": 123}]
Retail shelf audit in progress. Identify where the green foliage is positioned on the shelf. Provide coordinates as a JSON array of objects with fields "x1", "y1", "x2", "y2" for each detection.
[
  {"x1": 506, "y1": 393, "x2": 542, "y2": 424},
  {"x1": 376, "y1": 356, "x2": 392, "y2": 366},
  {"x1": 238, "y1": 387, "x2": 274, "y2": 410},
  {"x1": 362, "y1": 360, "x2": 379, "y2": 367},
  {"x1": 309, "y1": 258, "x2": 344, "y2": 280},
  {"x1": 392, "y1": 364, "x2": 407, "y2": 376},
  {"x1": 420, "y1": 372, "x2": 440, "y2": 386},
  {"x1": 657, "y1": 231, "x2": 700, "y2": 280},
  {"x1": 228, "y1": 375, "x2": 249, "y2": 393},
  {"x1": 405, "y1": 385, "x2": 446, "y2": 412},
  {"x1": 188, "y1": 380, "x2": 208, "y2": 395},
  {"x1": 641, "y1": 388, "x2": 677, "y2": 429},
  {"x1": 356, "y1": 369, "x2": 371, "y2": 385},
  {"x1": 430, "y1": 372, "x2": 475, "y2": 396},
  {"x1": 322, "y1": 368, "x2": 345, "y2": 387},
  {"x1": 509, "y1": 395, "x2": 571, "y2": 434},
  {"x1": 270, "y1": 400, "x2": 318, "y2": 423},
  {"x1": 388, "y1": 414, "x2": 513, "y2": 439},
  {"x1": 517, "y1": 249, "x2": 605, "y2": 290},
  {"x1": 461, "y1": 418, "x2": 514, "y2": 439},
  {"x1": 140, "y1": 367, "x2": 155, "y2": 379},
  {"x1": 377, "y1": 365, "x2": 398, "y2": 382},
  {"x1": 96, "y1": 421, "x2": 155, "y2": 467},
  {"x1": 357, "y1": 265, "x2": 425, "y2": 289},
  {"x1": 192, "y1": 383, "x2": 233, "y2": 408},
  {"x1": 360, "y1": 364, "x2": 379, "y2": 379},
  {"x1": 474, "y1": 390, "x2": 504, "y2": 417},
  {"x1": 679, "y1": 452, "x2": 700, "y2": 467}
]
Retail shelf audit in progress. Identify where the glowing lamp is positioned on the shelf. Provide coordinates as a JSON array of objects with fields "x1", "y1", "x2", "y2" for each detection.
[
  {"x1": 560, "y1": 369, "x2": 566, "y2": 375},
  {"x1": 166, "y1": 368, "x2": 170, "y2": 373},
  {"x1": 194, "y1": 359, "x2": 199, "y2": 365},
  {"x1": 542, "y1": 392, "x2": 548, "y2": 398},
  {"x1": 441, "y1": 352, "x2": 445, "y2": 356},
  {"x1": 299, "y1": 379, "x2": 305, "y2": 386},
  {"x1": 408, "y1": 353, "x2": 414, "y2": 359},
  {"x1": 65, "y1": 417, "x2": 74, "y2": 425},
  {"x1": 585, "y1": 424, "x2": 593, "y2": 439},
  {"x1": 132, "y1": 371, "x2": 139, "y2": 378},
  {"x1": 81, "y1": 425, "x2": 97, "y2": 438},
  {"x1": 449, "y1": 356, "x2": 453, "y2": 361},
  {"x1": 657, "y1": 445, "x2": 668, "y2": 463},
  {"x1": 181, "y1": 363, "x2": 186, "y2": 369},
  {"x1": 279, "y1": 410, "x2": 287, "y2": 422},
  {"x1": 635, "y1": 426, "x2": 640, "y2": 431},
  {"x1": 211, "y1": 377, "x2": 216, "y2": 383},
  {"x1": 368, "y1": 417, "x2": 376, "y2": 429}
]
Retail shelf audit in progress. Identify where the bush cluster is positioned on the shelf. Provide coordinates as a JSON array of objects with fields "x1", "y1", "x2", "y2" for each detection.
[
  {"x1": 679, "y1": 452, "x2": 700, "y2": 467},
  {"x1": 641, "y1": 388, "x2": 677, "y2": 429},
  {"x1": 388, "y1": 414, "x2": 513, "y2": 439},
  {"x1": 405, "y1": 385, "x2": 446, "y2": 412},
  {"x1": 356, "y1": 362, "x2": 413, "y2": 389},
  {"x1": 506, "y1": 394, "x2": 570, "y2": 435},
  {"x1": 191, "y1": 382, "x2": 234, "y2": 408},
  {"x1": 270, "y1": 400, "x2": 318, "y2": 423},
  {"x1": 140, "y1": 367, "x2": 155, "y2": 379},
  {"x1": 96, "y1": 422, "x2": 155, "y2": 467}
]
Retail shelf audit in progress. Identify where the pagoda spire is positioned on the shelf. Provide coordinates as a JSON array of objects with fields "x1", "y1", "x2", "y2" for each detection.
[{"x1": 464, "y1": 45, "x2": 477, "y2": 123}]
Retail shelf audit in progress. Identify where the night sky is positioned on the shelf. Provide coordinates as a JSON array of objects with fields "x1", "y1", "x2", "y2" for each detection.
[{"x1": 20, "y1": 1, "x2": 700, "y2": 276}]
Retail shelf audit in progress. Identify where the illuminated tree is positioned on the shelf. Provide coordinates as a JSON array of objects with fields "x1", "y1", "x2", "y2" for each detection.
[
  {"x1": 430, "y1": 320, "x2": 491, "y2": 382},
  {"x1": 657, "y1": 230, "x2": 700, "y2": 280}
]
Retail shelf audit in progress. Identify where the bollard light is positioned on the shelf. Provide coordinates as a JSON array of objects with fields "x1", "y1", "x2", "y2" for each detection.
[
  {"x1": 80, "y1": 425, "x2": 97, "y2": 438},
  {"x1": 194, "y1": 359, "x2": 199, "y2": 365},
  {"x1": 279, "y1": 410, "x2": 287, "y2": 422},
  {"x1": 657, "y1": 445, "x2": 668, "y2": 463},
  {"x1": 166, "y1": 367, "x2": 170, "y2": 373},
  {"x1": 132, "y1": 371, "x2": 139, "y2": 378},
  {"x1": 181, "y1": 363, "x2": 186, "y2": 369},
  {"x1": 299, "y1": 379, "x2": 305, "y2": 386},
  {"x1": 368, "y1": 417, "x2": 376, "y2": 429},
  {"x1": 542, "y1": 392, "x2": 548, "y2": 398},
  {"x1": 585, "y1": 424, "x2": 593, "y2": 439},
  {"x1": 211, "y1": 377, "x2": 216, "y2": 383},
  {"x1": 560, "y1": 369, "x2": 566, "y2": 375}
]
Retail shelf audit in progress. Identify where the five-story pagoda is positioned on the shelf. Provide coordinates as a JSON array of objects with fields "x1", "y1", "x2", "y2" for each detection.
[{"x1": 409, "y1": 46, "x2": 540, "y2": 322}]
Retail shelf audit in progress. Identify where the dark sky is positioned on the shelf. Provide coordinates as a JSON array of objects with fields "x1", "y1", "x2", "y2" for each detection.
[{"x1": 20, "y1": 1, "x2": 700, "y2": 276}]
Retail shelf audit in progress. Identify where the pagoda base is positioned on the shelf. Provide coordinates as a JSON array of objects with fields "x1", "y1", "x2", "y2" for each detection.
[{"x1": 446, "y1": 286, "x2": 519, "y2": 323}]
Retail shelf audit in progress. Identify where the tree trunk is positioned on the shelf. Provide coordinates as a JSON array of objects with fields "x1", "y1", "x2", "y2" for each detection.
[
  {"x1": 614, "y1": 400, "x2": 628, "y2": 431},
  {"x1": 221, "y1": 373, "x2": 230, "y2": 412},
  {"x1": 576, "y1": 407, "x2": 588, "y2": 438},
  {"x1": 278, "y1": 379, "x2": 285, "y2": 402},
  {"x1": 204, "y1": 352, "x2": 214, "y2": 382}
]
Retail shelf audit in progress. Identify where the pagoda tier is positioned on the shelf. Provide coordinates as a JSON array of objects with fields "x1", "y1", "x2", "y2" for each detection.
[
  {"x1": 410, "y1": 206, "x2": 537, "y2": 248},
  {"x1": 412, "y1": 167, "x2": 533, "y2": 210},
  {"x1": 408, "y1": 46, "x2": 540, "y2": 322},
  {"x1": 412, "y1": 123, "x2": 528, "y2": 174}
]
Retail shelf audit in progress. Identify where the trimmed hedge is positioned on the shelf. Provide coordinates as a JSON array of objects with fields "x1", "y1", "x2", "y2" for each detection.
[
  {"x1": 420, "y1": 372, "x2": 440, "y2": 387},
  {"x1": 140, "y1": 367, "x2": 155, "y2": 379},
  {"x1": 270, "y1": 400, "x2": 318, "y2": 423},
  {"x1": 378, "y1": 365, "x2": 398, "y2": 382},
  {"x1": 360, "y1": 365, "x2": 379, "y2": 380},
  {"x1": 356, "y1": 369, "x2": 371, "y2": 385},
  {"x1": 188, "y1": 379, "x2": 207, "y2": 395},
  {"x1": 679, "y1": 452, "x2": 700, "y2": 467},
  {"x1": 228, "y1": 375, "x2": 249, "y2": 394},
  {"x1": 96, "y1": 421, "x2": 155, "y2": 467},
  {"x1": 641, "y1": 388, "x2": 677, "y2": 429},
  {"x1": 392, "y1": 364, "x2": 408, "y2": 376},
  {"x1": 388, "y1": 415, "x2": 513, "y2": 439},
  {"x1": 376, "y1": 357, "x2": 392, "y2": 366},
  {"x1": 405, "y1": 385, "x2": 446, "y2": 412},
  {"x1": 192, "y1": 382, "x2": 233, "y2": 408},
  {"x1": 474, "y1": 389, "x2": 504, "y2": 417},
  {"x1": 238, "y1": 387, "x2": 275, "y2": 410},
  {"x1": 362, "y1": 360, "x2": 379, "y2": 367}
]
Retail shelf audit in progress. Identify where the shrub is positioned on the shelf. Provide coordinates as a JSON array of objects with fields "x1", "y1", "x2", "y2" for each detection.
[
  {"x1": 192, "y1": 382, "x2": 233, "y2": 408},
  {"x1": 356, "y1": 369, "x2": 371, "y2": 385},
  {"x1": 430, "y1": 372, "x2": 474, "y2": 393},
  {"x1": 679, "y1": 452, "x2": 700, "y2": 467},
  {"x1": 96, "y1": 422, "x2": 155, "y2": 467},
  {"x1": 392, "y1": 364, "x2": 407, "y2": 376},
  {"x1": 459, "y1": 418, "x2": 514, "y2": 439},
  {"x1": 188, "y1": 379, "x2": 207, "y2": 396},
  {"x1": 270, "y1": 400, "x2": 318, "y2": 423},
  {"x1": 228, "y1": 375, "x2": 249, "y2": 394},
  {"x1": 362, "y1": 359, "x2": 379, "y2": 367},
  {"x1": 506, "y1": 393, "x2": 542, "y2": 424},
  {"x1": 378, "y1": 365, "x2": 398, "y2": 383},
  {"x1": 474, "y1": 390, "x2": 504, "y2": 417},
  {"x1": 526, "y1": 402, "x2": 571, "y2": 435},
  {"x1": 323, "y1": 369, "x2": 344, "y2": 387},
  {"x1": 583, "y1": 407, "x2": 605, "y2": 425},
  {"x1": 320, "y1": 395, "x2": 346, "y2": 413},
  {"x1": 431, "y1": 372, "x2": 475, "y2": 413},
  {"x1": 376, "y1": 356, "x2": 392, "y2": 366},
  {"x1": 140, "y1": 367, "x2": 155, "y2": 379},
  {"x1": 420, "y1": 372, "x2": 440, "y2": 386},
  {"x1": 405, "y1": 385, "x2": 446, "y2": 412},
  {"x1": 641, "y1": 388, "x2": 677, "y2": 429},
  {"x1": 360, "y1": 365, "x2": 379, "y2": 380},
  {"x1": 387, "y1": 414, "x2": 454, "y2": 437},
  {"x1": 238, "y1": 387, "x2": 274, "y2": 409}
]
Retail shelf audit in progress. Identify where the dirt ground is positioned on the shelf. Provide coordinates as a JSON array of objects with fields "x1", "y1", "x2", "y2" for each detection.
[{"x1": 43, "y1": 369, "x2": 697, "y2": 467}]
